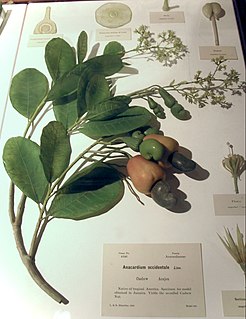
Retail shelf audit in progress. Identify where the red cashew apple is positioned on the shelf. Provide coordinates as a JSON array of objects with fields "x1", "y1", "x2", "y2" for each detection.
[{"x1": 127, "y1": 155, "x2": 165, "y2": 194}]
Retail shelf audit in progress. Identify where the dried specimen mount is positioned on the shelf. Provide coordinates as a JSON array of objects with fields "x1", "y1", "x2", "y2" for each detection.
[{"x1": 202, "y1": 2, "x2": 225, "y2": 46}]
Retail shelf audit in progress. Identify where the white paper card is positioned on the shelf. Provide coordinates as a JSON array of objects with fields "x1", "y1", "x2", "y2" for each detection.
[
  {"x1": 102, "y1": 243, "x2": 206, "y2": 317},
  {"x1": 222, "y1": 290, "x2": 246, "y2": 317},
  {"x1": 149, "y1": 11, "x2": 185, "y2": 23},
  {"x1": 28, "y1": 34, "x2": 63, "y2": 47},
  {"x1": 96, "y1": 28, "x2": 131, "y2": 41},
  {"x1": 213, "y1": 194, "x2": 245, "y2": 216},
  {"x1": 199, "y1": 46, "x2": 238, "y2": 60}
]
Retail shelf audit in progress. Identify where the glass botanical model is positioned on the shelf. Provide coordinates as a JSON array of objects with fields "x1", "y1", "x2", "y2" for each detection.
[{"x1": 2, "y1": 25, "x2": 245, "y2": 304}]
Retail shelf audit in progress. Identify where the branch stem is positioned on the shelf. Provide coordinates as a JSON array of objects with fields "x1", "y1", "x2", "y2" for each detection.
[
  {"x1": 233, "y1": 175, "x2": 239, "y2": 194},
  {"x1": 211, "y1": 15, "x2": 219, "y2": 46},
  {"x1": 9, "y1": 183, "x2": 69, "y2": 304}
]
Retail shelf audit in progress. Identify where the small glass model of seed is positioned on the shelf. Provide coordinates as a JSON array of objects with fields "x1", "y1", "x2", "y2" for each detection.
[{"x1": 222, "y1": 142, "x2": 245, "y2": 194}]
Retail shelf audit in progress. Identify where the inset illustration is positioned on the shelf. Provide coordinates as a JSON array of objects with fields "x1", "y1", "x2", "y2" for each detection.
[
  {"x1": 95, "y1": 2, "x2": 132, "y2": 28},
  {"x1": 162, "y1": 0, "x2": 179, "y2": 11},
  {"x1": 34, "y1": 6, "x2": 57, "y2": 34},
  {"x1": 202, "y1": 2, "x2": 225, "y2": 46}
]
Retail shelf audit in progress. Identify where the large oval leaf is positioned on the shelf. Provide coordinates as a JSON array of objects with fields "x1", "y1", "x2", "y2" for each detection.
[
  {"x1": 80, "y1": 106, "x2": 153, "y2": 139},
  {"x1": 9, "y1": 68, "x2": 49, "y2": 119},
  {"x1": 86, "y1": 74, "x2": 110, "y2": 108},
  {"x1": 48, "y1": 162, "x2": 124, "y2": 220},
  {"x1": 77, "y1": 31, "x2": 88, "y2": 64},
  {"x1": 103, "y1": 41, "x2": 125, "y2": 57},
  {"x1": 53, "y1": 99, "x2": 78, "y2": 130},
  {"x1": 47, "y1": 54, "x2": 123, "y2": 103},
  {"x1": 2, "y1": 137, "x2": 48, "y2": 203},
  {"x1": 76, "y1": 68, "x2": 90, "y2": 117},
  {"x1": 45, "y1": 37, "x2": 76, "y2": 81},
  {"x1": 85, "y1": 54, "x2": 124, "y2": 76},
  {"x1": 40, "y1": 121, "x2": 72, "y2": 183},
  {"x1": 86, "y1": 98, "x2": 129, "y2": 121},
  {"x1": 47, "y1": 71, "x2": 80, "y2": 102}
]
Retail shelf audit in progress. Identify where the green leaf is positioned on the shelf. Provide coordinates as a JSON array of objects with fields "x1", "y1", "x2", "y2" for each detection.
[
  {"x1": 40, "y1": 121, "x2": 72, "y2": 183},
  {"x1": 47, "y1": 54, "x2": 123, "y2": 103},
  {"x1": 236, "y1": 225, "x2": 245, "y2": 260},
  {"x1": 53, "y1": 99, "x2": 78, "y2": 130},
  {"x1": 47, "y1": 71, "x2": 80, "y2": 102},
  {"x1": 85, "y1": 54, "x2": 124, "y2": 76},
  {"x1": 76, "y1": 68, "x2": 90, "y2": 117},
  {"x1": 45, "y1": 37, "x2": 76, "y2": 81},
  {"x1": 103, "y1": 41, "x2": 125, "y2": 57},
  {"x1": 9, "y1": 68, "x2": 49, "y2": 119},
  {"x1": 2, "y1": 137, "x2": 48, "y2": 203},
  {"x1": 80, "y1": 106, "x2": 153, "y2": 139},
  {"x1": 48, "y1": 162, "x2": 124, "y2": 220},
  {"x1": 77, "y1": 31, "x2": 88, "y2": 64},
  {"x1": 112, "y1": 95, "x2": 132, "y2": 105},
  {"x1": 86, "y1": 98, "x2": 129, "y2": 121},
  {"x1": 86, "y1": 74, "x2": 110, "y2": 108}
]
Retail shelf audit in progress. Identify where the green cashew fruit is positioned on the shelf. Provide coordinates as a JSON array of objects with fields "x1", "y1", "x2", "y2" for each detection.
[{"x1": 139, "y1": 138, "x2": 166, "y2": 161}]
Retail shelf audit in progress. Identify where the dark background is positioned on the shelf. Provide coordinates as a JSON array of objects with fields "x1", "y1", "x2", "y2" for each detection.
[{"x1": 232, "y1": 0, "x2": 246, "y2": 61}]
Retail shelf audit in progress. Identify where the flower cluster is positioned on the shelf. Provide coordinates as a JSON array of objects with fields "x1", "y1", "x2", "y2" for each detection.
[
  {"x1": 168, "y1": 57, "x2": 246, "y2": 108},
  {"x1": 133, "y1": 25, "x2": 188, "y2": 67}
]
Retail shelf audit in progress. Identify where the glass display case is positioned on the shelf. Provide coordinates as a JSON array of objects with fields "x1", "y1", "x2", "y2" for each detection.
[{"x1": 0, "y1": 1, "x2": 245, "y2": 318}]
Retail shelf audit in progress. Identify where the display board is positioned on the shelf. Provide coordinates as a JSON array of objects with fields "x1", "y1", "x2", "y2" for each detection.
[{"x1": 0, "y1": 1, "x2": 245, "y2": 318}]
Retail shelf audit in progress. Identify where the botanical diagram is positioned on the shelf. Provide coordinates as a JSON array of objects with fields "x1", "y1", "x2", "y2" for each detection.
[
  {"x1": 95, "y1": 2, "x2": 132, "y2": 28},
  {"x1": 222, "y1": 142, "x2": 246, "y2": 194},
  {"x1": 162, "y1": 0, "x2": 179, "y2": 11},
  {"x1": 202, "y1": 2, "x2": 226, "y2": 46},
  {"x1": 33, "y1": 6, "x2": 57, "y2": 34},
  {"x1": 2, "y1": 25, "x2": 245, "y2": 304}
]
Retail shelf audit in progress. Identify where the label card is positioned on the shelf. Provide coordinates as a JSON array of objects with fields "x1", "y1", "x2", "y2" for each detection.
[
  {"x1": 222, "y1": 290, "x2": 246, "y2": 317},
  {"x1": 213, "y1": 194, "x2": 245, "y2": 216},
  {"x1": 101, "y1": 243, "x2": 206, "y2": 317},
  {"x1": 28, "y1": 34, "x2": 63, "y2": 47},
  {"x1": 96, "y1": 28, "x2": 131, "y2": 41},
  {"x1": 199, "y1": 46, "x2": 238, "y2": 60},
  {"x1": 150, "y1": 11, "x2": 185, "y2": 24}
]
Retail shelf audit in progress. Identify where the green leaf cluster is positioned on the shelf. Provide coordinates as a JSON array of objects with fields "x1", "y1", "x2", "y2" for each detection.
[
  {"x1": 49, "y1": 162, "x2": 124, "y2": 220},
  {"x1": 3, "y1": 32, "x2": 159, "y2": 221},
  {"x1": 2, "y1": 26, "x2": 245, "y2": 305}
]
